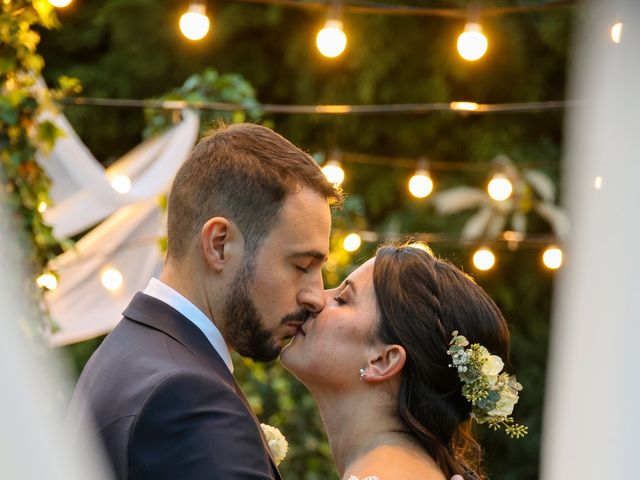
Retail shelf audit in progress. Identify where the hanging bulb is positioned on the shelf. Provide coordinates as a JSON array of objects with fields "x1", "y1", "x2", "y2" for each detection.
[
  {"x1": 542, "y1": 246, "x2": 563, "y2": 270},
  {"x1": 610, "y1": 22, "x2": 623, "y2": 44},
  {"x1": 316, "y1": 5, "x2": 347, "y2": 58},
  {"x1": 322, "y1": 150, "x2": 345, "y2": 185},
  {"x1": 37, "y1": 273, "x2": 58, "y2": 291},
  {"x1": 408, "y1": 159, "x2": 434, "y2": 198},
  {"x1": 457, "y1": 22, "x2": 488, "y2": 61},
  {"x1": 487, "y1": 172, "x2": 513, "y2": 201},
  {"x1": 37, "y1": 201, "x2": 48, "y2": 214},
  {"x1": 472, "y1": 247, "x2": 495, "y2": 271},
  {"x1": 101, "y1": 268, "x2": 124, "y2": 291},
  {"x1": 343, "y1": 233, "x2": 362, "y2": 252},
  {"x1": 48, "y1": 0, "x2": 73, "y2": 7},
  {"x1": 180, "y1": 1, "x2": 211, "y2": 41},
  {"x1": 110, "y1": 174, "x2": 132, "y2": 194}
]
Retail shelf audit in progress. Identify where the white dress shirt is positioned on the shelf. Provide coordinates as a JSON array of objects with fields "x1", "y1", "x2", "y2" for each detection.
[{"x1": 143, "y1": 277, "x2": 234, "y2": 373}]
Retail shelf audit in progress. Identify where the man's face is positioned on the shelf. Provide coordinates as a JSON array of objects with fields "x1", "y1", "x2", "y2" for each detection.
[{"x1": 223, "y1": 187, "x2": 331, "y2": 361}]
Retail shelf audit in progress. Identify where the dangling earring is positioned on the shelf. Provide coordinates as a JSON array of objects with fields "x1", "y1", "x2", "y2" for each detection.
[{"x1": 359, "y1": 368, "x2": 367, "y2": 380}]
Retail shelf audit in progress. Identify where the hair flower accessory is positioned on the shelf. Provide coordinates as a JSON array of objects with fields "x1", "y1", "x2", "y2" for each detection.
[
  {"x1": 447, "y1": 331, "x2": 528, "y2": 438},
  {"x1": 260, "y1": 423, "x2": 289, "y2": 465}
]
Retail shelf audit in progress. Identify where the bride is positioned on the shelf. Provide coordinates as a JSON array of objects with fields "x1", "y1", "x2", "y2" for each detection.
[{"x1": 281, "y1": 242, "x2": 524, "y2": 480}]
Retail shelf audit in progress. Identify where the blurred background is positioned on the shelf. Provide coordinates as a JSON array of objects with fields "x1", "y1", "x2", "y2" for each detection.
[{"x1": 1, "y1": 0, "x2": 608, "y2": 478}]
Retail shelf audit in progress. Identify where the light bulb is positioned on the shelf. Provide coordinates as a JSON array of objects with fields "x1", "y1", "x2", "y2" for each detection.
[
  {"x1": 473, "y1": 247, "x2": 495, "y2": 271},
  {"x1": 343, "y1": 233, "x2": 362, "y2": 252},
  {"x1": 111, "y1": 174, "x2": 132, "y2": 194},
  {"x1": 37, "y1": 201, "x2": 48, "y2": 213},
  {"x1": 409, "y1": 171, "x2": 434, "y2": 198},
  {"x1": 450, "y1": 101, "x2": 480, "y2": 112},
  {"x1": 48, "y1": 0, "x2": 73, "y2": 7},
  {"x1": 487, "y1": 173, "x2": 513, "y2": 201},
  {"x1": 37, "y1": 273, "x2": 58, "y2": 291},
  {"x1": 543, "y1": 246, "x2": 563, "y2": 270},
  {"x1": 322, "y1": 160, "x2": 345, "y2": 185},
  {"x1": 180, "y1": 3, "x2": 211, "y2": 41},
  {"x1": 611, "y1": 22, "x2": 623, "y2": 44},
  {"x1": 101, "y1": 268, "x2": 123, "y2": 291},
  {"x1": 316, "y1": 19, "x2": 347, "y2": 58},
  {"x1": 594, "y1": 176, "x2": 603, "y2": 190},
  {"x1": 457, "y1": 22, "x2": 488, "y2": 61}
]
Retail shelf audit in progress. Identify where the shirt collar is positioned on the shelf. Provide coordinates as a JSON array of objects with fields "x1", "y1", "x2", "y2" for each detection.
[{"x1": 142, "y1": 277, "x2": 233, "y2": 373}]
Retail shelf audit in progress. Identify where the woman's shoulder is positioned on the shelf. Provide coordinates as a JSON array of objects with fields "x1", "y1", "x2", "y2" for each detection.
[{"x1": 344, "y1": 445, "x2": 446, "y2": 480}]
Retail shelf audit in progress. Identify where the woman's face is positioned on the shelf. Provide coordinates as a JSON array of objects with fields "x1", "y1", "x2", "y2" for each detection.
[{"x1": 280, "y1": 258, "x2": 380, "y2": 389}]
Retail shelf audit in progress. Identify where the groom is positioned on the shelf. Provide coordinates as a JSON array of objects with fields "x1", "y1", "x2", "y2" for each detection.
[{"x1": 68, "y1": 123, "x2": 341, "y2": 479}]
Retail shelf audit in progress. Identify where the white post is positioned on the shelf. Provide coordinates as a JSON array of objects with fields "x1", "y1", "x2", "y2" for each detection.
[{"x1": 542, "y1": 1, "x2": 640, "y2": 478}]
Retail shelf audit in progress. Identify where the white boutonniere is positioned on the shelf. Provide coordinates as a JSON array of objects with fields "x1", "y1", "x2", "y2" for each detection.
[{"x1": 260, "y1": 423, "x2": 288, "y2": 465}]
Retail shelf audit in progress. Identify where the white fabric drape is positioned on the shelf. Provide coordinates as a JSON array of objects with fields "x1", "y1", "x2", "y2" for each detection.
[
  {"x1": 38, "y1": 109, "x2": 199, "y2": 239},
  {"x1": 38, "y1": 108, "x2": 200, "y2": 346},
  {"x1": 542, "y1": 1, "x2": 640, "y2": 478}
]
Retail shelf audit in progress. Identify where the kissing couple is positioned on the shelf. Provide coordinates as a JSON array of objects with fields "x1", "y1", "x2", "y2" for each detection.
[{"x1": 68, "y1": 123, "x2": 524, "y2": 480}]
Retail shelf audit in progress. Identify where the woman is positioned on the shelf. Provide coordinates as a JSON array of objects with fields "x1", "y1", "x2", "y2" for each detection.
[{"x1": 281, "y1": 242, "x2": 523, "y2": 480}]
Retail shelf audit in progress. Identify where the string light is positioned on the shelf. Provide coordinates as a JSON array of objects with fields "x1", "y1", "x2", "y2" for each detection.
[
  {"x1": 110, "y1": 174, "x2": 132, "y2": 194},
  {"x1": 316, "y1": 4, "x2": 347, "y2": 58},
  {"x1": 48, "y1": 0, "x2": 73, "y2": 7},
  {"x1": 343, "y1": 233, "x2": 362, "y2": 252},
  {"x1": 408, "y1": 159, "x2": 434, "y2": 198},
  {"x1": 472, "y1": 247, "x2": 495, "y2": 271},
  {"x1": 457, "y1": 22, "x2": 488, "y2": 61},
  {"x1": 37, "y1": 201, "x2": 48, "y2": 214},
  {"x1": 594, "y1": 176, "x2": 603, "y2": 190},
  {"x1": 487, "y1": 172, "x2": 513, "y2": 201},
  {"x1": 37, "y1": 273, "x2": 58, "y2": 291},
  {"x1": 610, "y1": 22, "x2": 623, "y2": 44},
  {"x1": 450, "y1": 101, "x2": 480, "y2": 112},
  {"x1": 101, "y1": 268, "x2": 124, "y2": 291},
  {"x1": 542, "y1": 245, "x2": 563, "y2": 270},
  {"x1": 180, "y1": 1, "x2": 211, "y2": 41},
  {"x1": 322, "y1": 151, "x2": 345, "y2": 185}
]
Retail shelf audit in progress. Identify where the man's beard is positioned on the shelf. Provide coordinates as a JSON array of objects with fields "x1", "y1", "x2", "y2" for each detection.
[{"x1": 223, "y1": 255, "x2": 307, "y2": 362}]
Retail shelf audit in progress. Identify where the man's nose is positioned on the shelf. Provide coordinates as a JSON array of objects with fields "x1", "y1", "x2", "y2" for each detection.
[{"x1": 298, "y1": 272, "x2": 326, "y2": 313}]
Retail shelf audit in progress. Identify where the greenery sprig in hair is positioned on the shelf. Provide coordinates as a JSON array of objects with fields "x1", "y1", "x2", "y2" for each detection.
[{"x1": 447, "y1": 331, "x2": 528, "y2": 439}]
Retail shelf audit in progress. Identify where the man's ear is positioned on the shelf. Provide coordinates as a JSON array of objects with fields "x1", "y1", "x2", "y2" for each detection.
[
  {"x1": 364, "y1": 344, "x2": 406, "y2": 383},
  {"x1": 201, "y1": 217, "x2": 241, "y2": 272}
]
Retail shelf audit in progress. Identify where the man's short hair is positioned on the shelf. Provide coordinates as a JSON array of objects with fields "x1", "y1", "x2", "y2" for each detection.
[{"x1": 166, "y1": 123, "x2": 342, "y2": 260}]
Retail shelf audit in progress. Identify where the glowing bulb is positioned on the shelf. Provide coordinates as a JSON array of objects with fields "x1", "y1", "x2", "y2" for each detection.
[
  {"x1": 487, "y1": 173, "x2": 513, "y2": 201},
  {"x1": 343, "y1": 233, "x2": 362, "y2": 252},
  {"x1": 48, "y1": 0, "x2": 73, "y2": 7},
  {"x1": 457, "y1": 22, "x2": 488, "y2": 61},
  {"x1": 316, "y1": 19, "x2": 347, "y2": 58},
  {"x1": 611, "y1": 22, "x2": 623, "y2": 44},
  {"x1": 450, "y1": 101, "x2": 479, "y2": 112},
  {"x1": 473, "y1": 247, "x2": 495, "y2": 271},
  {"x1": 180, "y1": 3, "x2": 211, "y2": 41},
  {"x1": 101, "y1": 268, "x2": 123, "y2": 291},
  {"x1": 322, "y1": 160, "x2": 345, "y2": 185},
  {"x1": 409, "y1": 171, "x2": 434, "y2": 198},
  {"x1": 36, "y1": 273, "x2": 57, "y2": 291},
  {"x1": 111, "y1": 174, "x2": 131, "y2": 194},
  {"x1": 594, "y1": 176, "x2": 603, "y2": 190},
  {"x1": 37, "y1": 201, "x2": 48, "y2": 213},
  {"x1": 543, "y1": 246, "x2": 563, "y2": 270}
]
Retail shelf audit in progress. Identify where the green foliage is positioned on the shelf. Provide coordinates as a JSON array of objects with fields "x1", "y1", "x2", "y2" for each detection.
[{"x1": 40, "y1": 1, "x2": 572, "y2": 478}]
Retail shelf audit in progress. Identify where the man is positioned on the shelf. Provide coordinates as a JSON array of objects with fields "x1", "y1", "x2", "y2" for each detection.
[{"x1": 68, "y1": 123, "x2": 341, "y2": 479}]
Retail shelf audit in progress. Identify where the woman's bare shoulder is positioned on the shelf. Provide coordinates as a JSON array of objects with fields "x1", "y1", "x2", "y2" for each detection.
[{"x1": 344, "y1": 445, "x2": 447, "y2": 480}]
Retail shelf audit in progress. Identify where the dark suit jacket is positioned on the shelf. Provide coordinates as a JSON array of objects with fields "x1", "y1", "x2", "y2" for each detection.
[{"x1": 68, "y1": 292, "x2": 282, "y2": 480}]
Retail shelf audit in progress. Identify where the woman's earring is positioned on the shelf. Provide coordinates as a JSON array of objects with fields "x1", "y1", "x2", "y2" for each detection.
[{"x1": 359, "y1": 368, "x2": 367, "y2": 380}]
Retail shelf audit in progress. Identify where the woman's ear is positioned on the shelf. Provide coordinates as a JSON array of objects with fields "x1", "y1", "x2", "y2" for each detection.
[
  {"x1": 364, "y1": 344, "x2": 406, "y2": 383},
  {"x1": 201, "y1": 217, "x2": 235, "y2": 272}
]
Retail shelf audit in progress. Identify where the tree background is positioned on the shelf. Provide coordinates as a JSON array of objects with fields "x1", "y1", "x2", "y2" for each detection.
[{"x1": 39, "y1": 1, "x2": 573, "y2": 478}]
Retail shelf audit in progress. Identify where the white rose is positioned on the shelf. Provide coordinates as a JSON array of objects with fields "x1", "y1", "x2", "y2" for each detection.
[
  {"x1": 260, "y1": 423, "x2": 289, "y2": 465},
  {"x1": 481, "y1": 355, "x2": 504, "y2": 376},
  {"x1": 488, "y1": 389, "x2": 519, "y2": 418}
]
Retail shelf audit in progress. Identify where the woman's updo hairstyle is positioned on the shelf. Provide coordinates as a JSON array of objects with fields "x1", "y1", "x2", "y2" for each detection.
[{"x1": 372, "y1": 242, "x2": 511, "y2": 479}]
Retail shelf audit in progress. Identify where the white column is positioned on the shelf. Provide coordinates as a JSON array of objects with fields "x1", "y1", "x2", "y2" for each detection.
[{"x1": 542, "y1": 1, "x2": 640, "y2": 478}]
